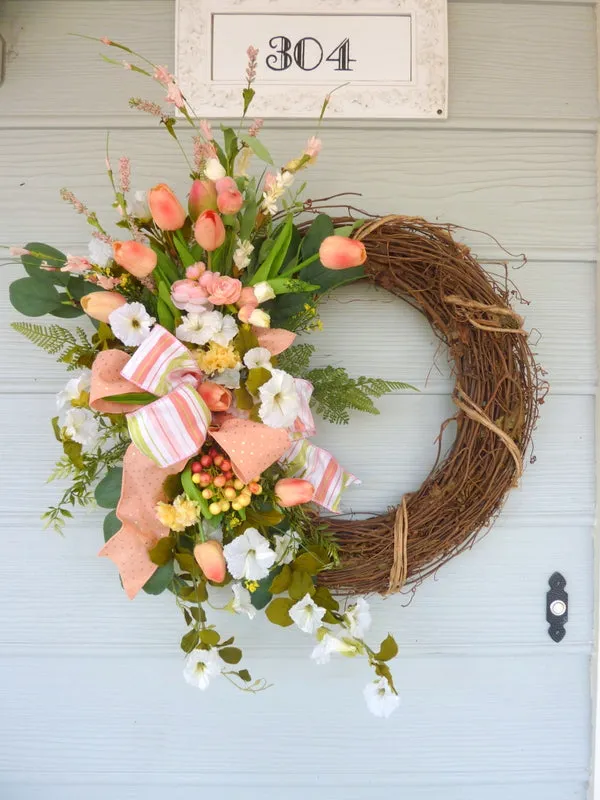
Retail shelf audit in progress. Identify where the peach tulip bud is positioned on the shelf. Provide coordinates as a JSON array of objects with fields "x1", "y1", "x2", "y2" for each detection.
[
  {"x1": 198, "y1": 381, "x2": 232, "y2": 412},
  {"x1": 194, "y1": 540, "x2": 227, "y2": 583},
  {"x1": 148, "y1": 183, "x2": 186, "y2": 230},
  {"x1": 215, "y1": 176, "x2": 237, "y2": 194},
  {"x1": 194, "y1": 210, "x2": 226, "y2": 252},
  {"x1": 236, "y1": 286, "x2": 258, "y2": 310},
  {"x1": 188, "y1": 179, "x2": 217, "y2": 220},
  {"x1": 217, "y1": 188, "x2": 244, "y2": 215},
  {"x1": 275, "y1": 478, "x2": 315, "y2": 508},
  {"x1": 80, "y1": 290, "x2": 126, "y2": 323},
  {"x1": 319, "y1": 236, "x2": 367, "y2": 270},
  {"x1": 112, "y1": 240, "x2": 157, "y2": 278}
]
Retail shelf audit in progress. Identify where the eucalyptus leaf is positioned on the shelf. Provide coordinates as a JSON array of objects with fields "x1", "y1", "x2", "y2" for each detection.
[
  {"x1": 265, "y1": 597, "x2": 295, "y2": 627},
  {"x1": 103, "y1": 510, "x2": 121, "y2": 542},
  {"x1": 180, "y1": 628, "x2": 200, "y2": 653},
  {"x1": 288, "y1": 569, "x2": 315, "y2": 601},
  {"x1": 241, "y1": 136, "x2": 274, "y2": 165},
  {"x1": 375, "y1": 634, "x2": 399, "y2": 662},
  {"x1": 9, "y1": 277, "x2": 61, "y2": 317},
  {"x1": 218, "y1": 646, "x2": 243, "y2": 664},
  {"x1": 95, "y1": 467, "x2": 123, "y2": 509},
  {"x1": 143, "y1": 561, "x2": 175, "y2": 595}
]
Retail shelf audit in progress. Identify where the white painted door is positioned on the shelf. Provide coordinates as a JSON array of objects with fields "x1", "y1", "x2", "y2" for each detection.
[{"x1": 0, "y1": 1, "x2": 596, "y2": 798}]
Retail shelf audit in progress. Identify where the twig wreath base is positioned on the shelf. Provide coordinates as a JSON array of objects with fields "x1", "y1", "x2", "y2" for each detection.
[{"x1": 319, "y1": 215, "x2": 547, "y2": 597}]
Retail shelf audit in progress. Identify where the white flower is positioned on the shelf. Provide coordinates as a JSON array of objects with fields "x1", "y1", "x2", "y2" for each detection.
[
  {"x1": 261, "y1": 195, "x2": 279, "y2": 216},
  {"x1": 289, "y1": 593, "x2": 325, "y2": 634},
  {"x1": 211, "y1": 313, "x2": 238, "y2": 346},
  {"x1": 62, "y1": 407, "x2": 99, "y2": 448},
  {"x1": 205, "y1": 157, "x2": 226, "y2": 181},
  {"x1": 253, "y1": 281, "x2": 276, "y2": 303},
  {"x1": 344, "y1": 597, "x2": 372, "y2": 638},
  {"x1": 233, "y1": 239, "x2": 254, "y2": 271},
  {"x1": 277, "y1": 171, "x2": 295, "y2": 190},
  {"x1": 87, "y1": 237, "x2": 113, "y2": 268},
  {"x1": 176, "y1": 310, "x2": 222, "y2": 346},
  {"x1": 109, "y1": 302, "x2": 155, "y2": 347},
  {"x1": 230, "y1": 583, "x2": 256, "y2": 619},
  {"x1": 248, "y1": 309, "x2": 270, "y2": 328},
  {"x1": 56, "y1": 370, "x2": 91, "y2": 415},
  {"x1": 183, "y1": 648, "x2": 221, "y2": 690},
  {"x1": 273, "y1": 529, "x2": 301, "y2": 565},
  {"x1": 258, "y1": 369, "x2": 300, "y2": 428},
  {"x1": 223, "y1": 527, "x2": 276, "y2": 581},
  {"x1": 261, "y1": 171, "x2": 295, "y2": 215},
  {"x1": 128, "y1": 189, "x2": 151, "y2": 222},
  {"x1": 243, "y1": 347, "x2": 273, "y2": 372},
  {"x1": 311, "y1": 633, "x2": 358, "y2": 665},
  {"x1": 363, "y1": 678, "x2": 400, "y2": 718},
  {"x1": 212, "y1": 366, "x2": 242, "y2": 389}
]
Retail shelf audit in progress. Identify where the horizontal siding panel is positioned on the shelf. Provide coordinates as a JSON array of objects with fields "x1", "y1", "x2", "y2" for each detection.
[
  {"x1": 0, "y1": 784, "x2": 588, "y2": 800},
  {"x1": 1, "y1": 261, "x2": 595, "y2": 392},
  {"x1": 0, "y1": 653, "x2": 590, "y2": 779},
  {"x1": 0, "y1": 393, "x2": 593, "y2": 519},
  {"x1": 0, "y1": 129, "x2": 595, "y2": 258},
  {"x1": 0, "y1": 1, "x2": 595, "y2": 121},
  {"x1": 0, "y1": 519, "x2": 591, "y2": 654}
]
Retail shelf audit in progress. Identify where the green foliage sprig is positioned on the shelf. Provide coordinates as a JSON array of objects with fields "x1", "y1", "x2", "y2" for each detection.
[{"x1": 11, "y1": 323, "x2": 97, "y2": 371}]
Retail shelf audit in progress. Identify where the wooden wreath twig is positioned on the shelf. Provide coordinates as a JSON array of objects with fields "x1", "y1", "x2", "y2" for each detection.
[{"x1": 318, "y1": 215, "x2": 547, "y2": 597}]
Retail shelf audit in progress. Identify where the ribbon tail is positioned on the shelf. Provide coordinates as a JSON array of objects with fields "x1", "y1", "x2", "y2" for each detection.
[
  {"x1": 281, "y1": 440, "x2": 360, "y2": 513},
  {"x1": 89, "y1": 349, "x2": 143, "y2": 414},
  {"x1": 211, "y1": 417, "x2": 291, "y2": 484},
  {"x1": 99, "y1": 444, "x2": 185, "y2": 599}
]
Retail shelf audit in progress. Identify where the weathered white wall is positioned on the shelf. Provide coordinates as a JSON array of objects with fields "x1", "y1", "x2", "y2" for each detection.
[{"x1": 0, "y1": 1, "x2": 597, "y2": 798}]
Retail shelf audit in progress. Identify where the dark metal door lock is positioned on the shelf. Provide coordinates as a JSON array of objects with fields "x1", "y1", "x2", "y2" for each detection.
[{"x1": 546, "y1": 572, "x2": 568, "y2": 642}]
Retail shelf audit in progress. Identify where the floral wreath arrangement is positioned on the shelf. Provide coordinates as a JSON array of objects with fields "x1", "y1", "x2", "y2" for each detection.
[{"x1": 4, "y1": 40, "x2": 544, "y2": 719}]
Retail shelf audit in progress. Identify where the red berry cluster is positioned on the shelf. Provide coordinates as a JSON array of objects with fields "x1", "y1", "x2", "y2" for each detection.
[{"x1": 190, "y1": 446, "x2": 262, "y2": 515}]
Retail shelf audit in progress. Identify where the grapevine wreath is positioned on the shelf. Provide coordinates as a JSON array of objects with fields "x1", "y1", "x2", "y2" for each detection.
[{"x1": 3, "y1": 39, "x2": 544, "y2": 717}]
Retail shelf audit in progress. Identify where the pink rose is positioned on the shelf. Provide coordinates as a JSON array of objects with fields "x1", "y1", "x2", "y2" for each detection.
[
  {"x1": 171, "y1": 279, "x2": 212, "y2": 313},
  {"x1": 185, "y1": 262, "x2": 206, "y2": 280},
  {"x1": 199, "y1": 272, "x2": 242, "y2": 305}
]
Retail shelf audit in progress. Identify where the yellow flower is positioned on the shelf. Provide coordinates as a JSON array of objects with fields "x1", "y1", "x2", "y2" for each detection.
[
  {"x1": 195, "y1": 342, "x2": 240, "y2": 375},
  {"x1": 244, "y1": 580, "x2": 259, "y2": 593},
  {"x1": 155, "y1": 495, "x2": 200, "y2": 532}
]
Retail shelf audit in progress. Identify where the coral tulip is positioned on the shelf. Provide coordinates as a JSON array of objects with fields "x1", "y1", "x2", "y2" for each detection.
[
  {"x1": 217, "y1": 188, "x2": 244, "y2": 215},
  {"x1": 198, "y1": 382, "x2": 232, "y2": 412},
  {"x1": 188, "y1": 179, "x2": 217, "y2": 220},
  {"x1": 194, "y1": 540, "x2": 227, "y2": 583},
  {"x1": 215, "y1": 176, "x2": 237, "y2": 194},
  {"x1": 275, "y1": 478, "x2": 315, "y2": 507},
  {"x1": 112, "y1": 240, "x2": 157, "y2": 278},
  {"x1": 319, "y1": 236, "x2": 367, "y2": 270},
  {"x1": 80, "y1": 290, "x2": 126, "y2": 323},
  {"x1": 148, "y1": 183, "x2": 186, "y2": 230},
  {"x1": 194, "y1": 210, "x2": 226, "y2": 252}
]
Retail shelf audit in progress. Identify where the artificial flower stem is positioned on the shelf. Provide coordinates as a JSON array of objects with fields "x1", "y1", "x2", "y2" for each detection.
[{"x1": 278, "y1": 252, "x2": 320, "y2": 278}]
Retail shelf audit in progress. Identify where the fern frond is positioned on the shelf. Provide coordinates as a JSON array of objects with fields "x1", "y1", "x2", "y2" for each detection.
[
  {"x1": 11, "y1": 322, "x2": 77, "y2": 355},
  {"x1": 12, "y1": 322, "x2": 97, "y2": 371},
  {"x1": 306, "y1": 365, "x2": 417, "y2": 425},
  {"x1": 276, "y1": 343, "x2": 315, "y2": 377}
]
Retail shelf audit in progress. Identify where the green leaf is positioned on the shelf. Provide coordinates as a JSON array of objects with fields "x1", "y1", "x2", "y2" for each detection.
[
  {"x1": 250, "y1": 216, "x2": 294, "y2": 285},
  {"x1": 149, "y1": 536, "x2": 175, "y2": 566},
  {"x1": 300, "y1": 214, "x2": 334, "y2": 260},
  {"x1": 268, "y1": 277, "x2": 320, "y2": 295},
  {"x1": 22, "y1": 242, "x2": 68, "y2": 285},
  {"x1": 234, "y1": 324, "x2": 259, "y2": 358},
  {"x1": 173, "y1": 231, "x2": 197, "y2": 267},
  {"x1": 234, "y1": 386, "x2": 254, "y2": 410},
  {"x1": 67, "y1": 277, "x2": 104, "y2": 301},
  {"x1": 241, "y1": 135, "x2": 274, "y2": 165},
  {"x1": 50, "y1": 301, "x2": 83, "y2": 319},
  {"x1": 62, "y1": 439, "x2": 84, "y2": 469},
  {"x1": 175, "y1": 552, "x2": 200, "y2": 574},
  {"x1": 95, "y1": 467, "x2": 123, "y2": 509},
  {"x1": 269, "y1": 564, "x2": 292, "y2": 594},
  {"x1": 180, "y1": 628, "x2": 200, "y2": 653},
  {"x1": 288, "y1": 569, "x2": 315, "y2": 601},
  {"x1": 102, "y1": 391, "x2": 157, "y2": 405},
  {"x1": 249, "y1": 573, "x2": 273, "y2": 610},
  {"x1": 222, "y1": 126, "x2": 239, "y2": 164},
  {"x1": 375, "y1": 634, "x2": 399, "y2": 662},
  {"x1": 9, "y1": 277, "x2": 61, "y2": 317},
  {"x1": 237, "y1": 668, "x2": 252, "y2": 682},
  {"x1": 312, "y1": 585, "x2": 339, "y2": 612},
  {"x1": 103, "y1": 510, "x2": 121, "y2": 542},
  {"x1": 143, "y1": 561, "x2": 175, "y2": 595},
  {"x1": 265, "y1": 597, "x2": 295, "y2": 627},
  {"x1": 181, "y1": 464, "x2": 213, "y2": 520},
  {"x1": 200, "y1": 629, "x2": 221, "y2": 646},
  {"x1": 242, "y1": 87, "x2": 255, "y2": 115},
  {"x1": 51, "y1": 416, "x2": 62, "y2": 442},
  {"x1": 246, "y1": 366, "x2": 271, "y2": 395},
  {"x1": 178, "y1": 582, "x2": 208, "y2": 603},
  {"x1": 239, "y1": 190, "x2": 258, "y2": 242},
  {"x1": 293, "y1": 551, "x2": 326, "y2": 576},
  {"x1": 218, "y1": 646, "x2": 243, "y2": 664}
]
